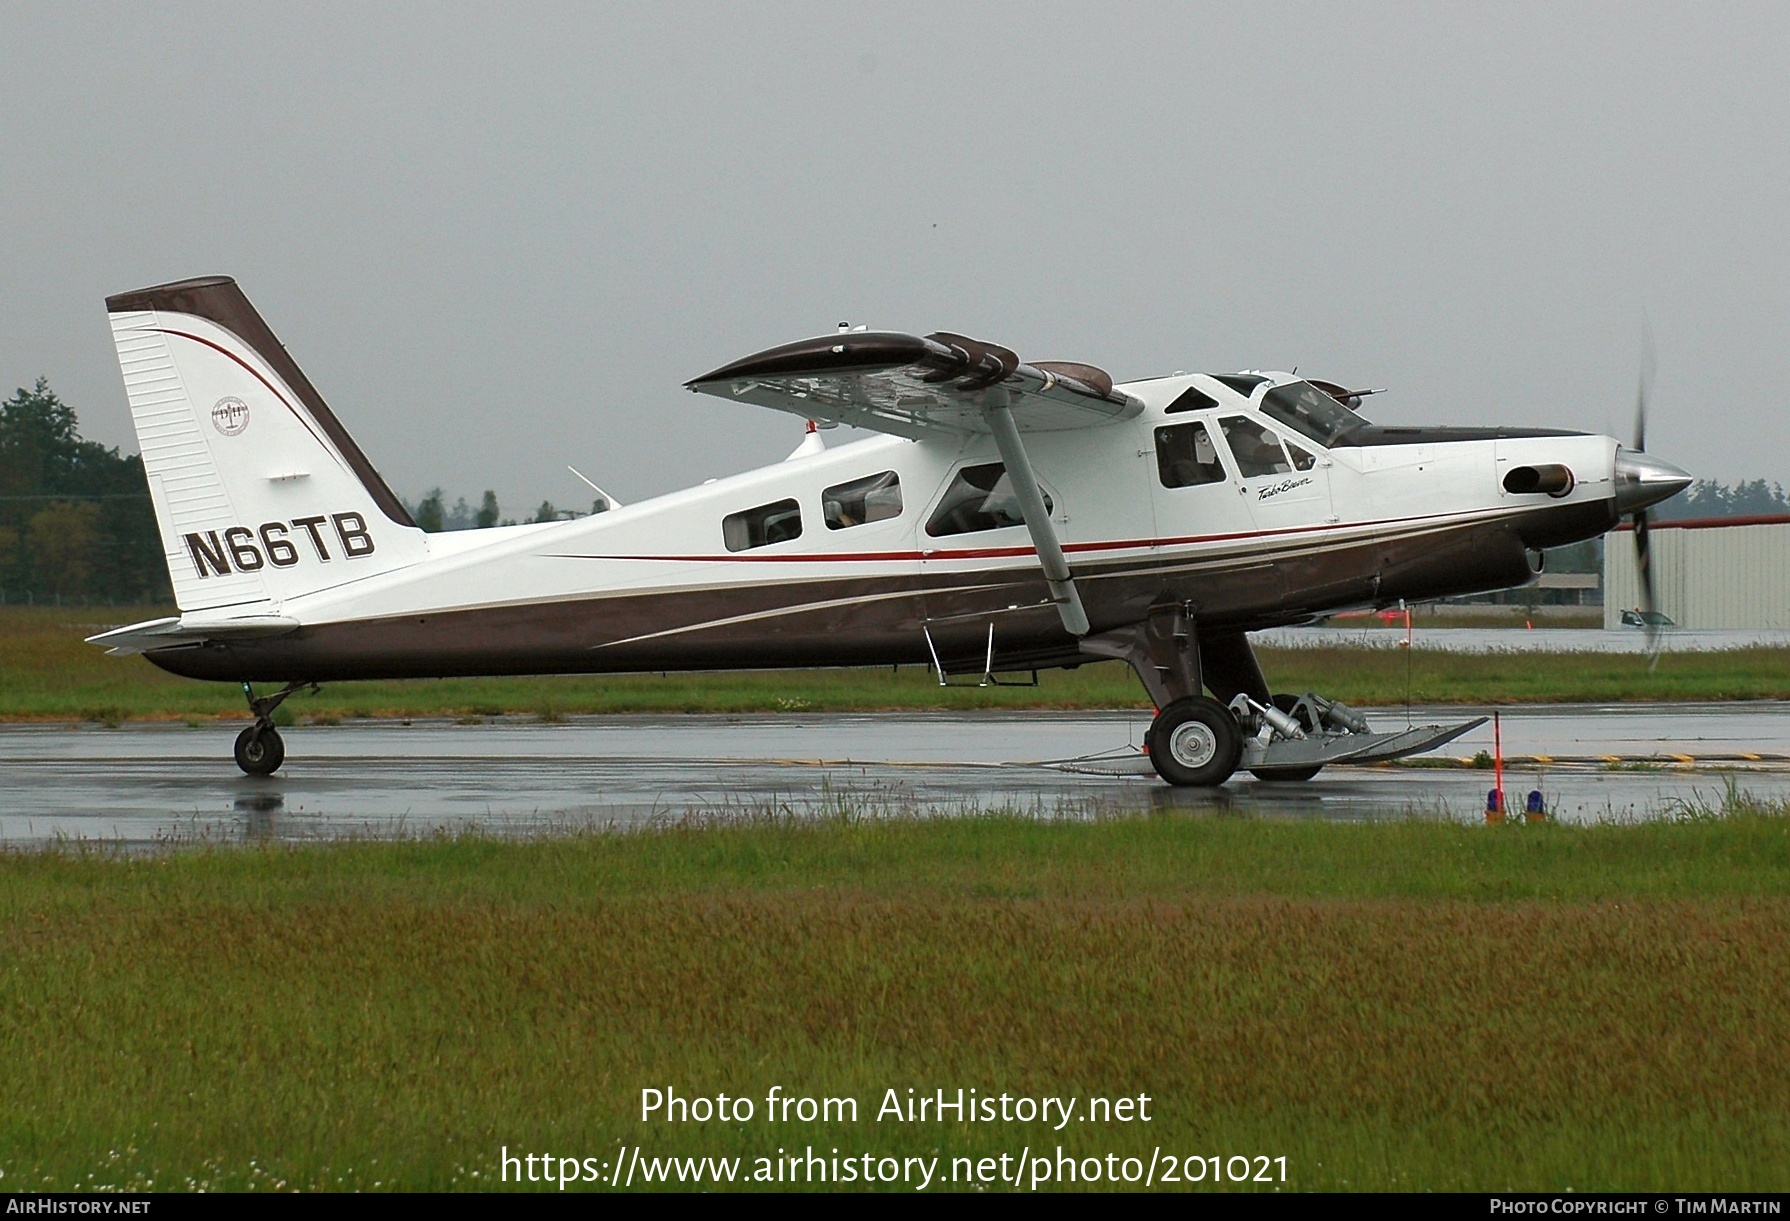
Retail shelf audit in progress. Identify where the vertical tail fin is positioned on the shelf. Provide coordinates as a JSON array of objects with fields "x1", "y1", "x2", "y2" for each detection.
[{"x1": 105, "y1": 276, "x2": 427, "y2": 612}]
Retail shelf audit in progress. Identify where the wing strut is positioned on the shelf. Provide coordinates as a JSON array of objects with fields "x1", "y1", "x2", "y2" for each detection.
[{"x1": 982, "y1": 389, "x2": 1090, "y2": 636}]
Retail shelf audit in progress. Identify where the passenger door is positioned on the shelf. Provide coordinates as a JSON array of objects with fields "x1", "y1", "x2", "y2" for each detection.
[{"x1": 1149, "y1": 418, "x2": 1253, "y2": 542}]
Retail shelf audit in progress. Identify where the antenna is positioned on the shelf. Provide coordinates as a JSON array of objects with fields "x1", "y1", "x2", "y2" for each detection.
[{"x1": 567, "y1": 465, "x2": 624, "y2": 510}]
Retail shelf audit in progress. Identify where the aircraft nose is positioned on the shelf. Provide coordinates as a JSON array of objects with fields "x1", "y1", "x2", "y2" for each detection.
[{"x1": 1613, "y1": 447, "x2": 1693, "y2": 515}]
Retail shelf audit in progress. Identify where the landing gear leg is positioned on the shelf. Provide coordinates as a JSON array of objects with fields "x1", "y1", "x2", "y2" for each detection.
[
  {"x1": 1081, "y1": 606, "x2": 1242, "y2": 788},
  {"x1": 234, "y1": 680, "x2": 315, "y2": 776}
]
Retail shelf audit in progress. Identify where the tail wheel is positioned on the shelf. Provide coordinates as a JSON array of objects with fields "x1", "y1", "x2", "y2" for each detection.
[
  {"x1": 234, "y1": 725, "x2": 285, "y2": 776},
  {"x1": 1147, "y1": 696, "x2": 1242, "y2": 787}
]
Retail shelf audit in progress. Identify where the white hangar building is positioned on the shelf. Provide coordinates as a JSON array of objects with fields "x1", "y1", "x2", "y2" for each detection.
[{"x1": 1603, "y1": 515, "x2": 1790, "y2": 629}]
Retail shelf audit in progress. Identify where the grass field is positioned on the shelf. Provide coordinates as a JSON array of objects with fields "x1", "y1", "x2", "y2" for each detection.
[
  {"x1": 0, "y1": 810, "x2": 1786, "y2": 1192},
  {"x1": 8, "y1": 605, "x2": 1790, "y2": 722}
]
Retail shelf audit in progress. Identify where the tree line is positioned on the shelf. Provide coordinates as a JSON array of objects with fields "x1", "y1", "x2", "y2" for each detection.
[
  {"x1": 403, "y1": 490, "x2": 611, "y2": 531},
  {"x1": 0, "y1": 379, "x2": 167, "y2": 604},
  {"x1": 1654, "y1": 479, "x2": 1790, "y2": 521}
]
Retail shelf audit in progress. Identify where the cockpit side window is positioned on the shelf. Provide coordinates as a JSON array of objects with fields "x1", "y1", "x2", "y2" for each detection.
[
  {"x1": 1260, "y1": 380, "x2": 1363, "y2": 447},
  {"x1": 823, "y1": 471, "x2": 902, "y2": 530},
  {"x1": 1155, "y1": 422, "x2": 1227, "y2": 489},
  {"x1": 926, "y1": 462, "x2": 1053, "y2": 537},
  {"x1": 1219, "y1": 416, "x2": 1293, "y2": 479},
  {"x1": 1286, "y1": 441, "x2": 1317, "y2": 471},
  {"x1": 723, "y1": 498, "x2": 803, "y2": 551}
]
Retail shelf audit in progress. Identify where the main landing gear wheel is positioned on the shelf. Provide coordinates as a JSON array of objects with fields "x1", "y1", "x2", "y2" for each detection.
[
  {"x1": 1250, "y1": 694, "x2": 1322, "y2": 782},
  {"x1": 1147, "y1": 696, "x2": 1242, "y2": 787},
  {"x1": 234, "y1": 724, "x2": 285, "y2": 776}
]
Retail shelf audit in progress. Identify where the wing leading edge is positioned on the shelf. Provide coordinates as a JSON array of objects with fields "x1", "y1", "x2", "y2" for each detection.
[{"x1": 686, "y1": 331, "x2": 1141, "y2": 440}]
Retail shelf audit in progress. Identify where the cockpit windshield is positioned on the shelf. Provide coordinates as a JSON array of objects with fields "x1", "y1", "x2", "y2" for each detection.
[{"x1": 1260, "y1": 381, "x2": 1365, "y2": 448}]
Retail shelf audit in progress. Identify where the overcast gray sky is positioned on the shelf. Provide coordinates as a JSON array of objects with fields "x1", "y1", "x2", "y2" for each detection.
[{"x1": 3, "y1": 2, "x2": 1786, "y2": 515}]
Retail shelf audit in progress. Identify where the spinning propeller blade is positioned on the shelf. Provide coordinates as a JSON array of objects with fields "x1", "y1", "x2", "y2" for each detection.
[{"x1": 1631, "y1": 326, "x2": 1662, "y2": 666}]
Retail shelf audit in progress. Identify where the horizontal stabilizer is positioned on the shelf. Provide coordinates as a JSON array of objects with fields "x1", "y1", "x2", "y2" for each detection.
[
  {"x1": 687, "y1": 331, "x2": 1143, "y2": 440},
  {"x1": 85, "y1": 614, "x2": 299, "y2": 657}
]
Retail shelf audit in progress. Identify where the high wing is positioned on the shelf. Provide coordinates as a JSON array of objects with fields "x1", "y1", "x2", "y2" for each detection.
[
  {"x1": 686, "y1": 331, "x2": 1142, "y2": 440},
  {"x1": 689, "y1": 329, "x2": 1134, "y2": 639}
]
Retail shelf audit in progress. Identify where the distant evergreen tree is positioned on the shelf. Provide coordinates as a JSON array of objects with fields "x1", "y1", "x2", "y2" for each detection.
[
  {"x1": 414, "y1": 488, "x2": 446, "y2": 533},
  {"x1": 476, "y1": 490, "x2": 500, "y2": 529},
  {"x1": 0, "y1": 378, "x2": 167, "y2": 603},
  {"x1": 444, "y1": 496, "x2": 475, "y2": 531},
  {"x1": 531, "y1": 500, "x2": 558, "y2": 524}
]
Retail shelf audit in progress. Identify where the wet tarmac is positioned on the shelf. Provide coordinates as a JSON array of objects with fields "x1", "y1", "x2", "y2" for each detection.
[{"x1": 5, "y1": 703, "x2": 1790, "y2": 847}]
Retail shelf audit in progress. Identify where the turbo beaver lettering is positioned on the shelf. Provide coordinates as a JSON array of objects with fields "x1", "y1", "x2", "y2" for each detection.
[
  {"x1": 1257, "y1": 477, "x2": 1313, "y2": 501},
  {"x1": 184, "y1": 512, "x2": 375, "y2": 577}
]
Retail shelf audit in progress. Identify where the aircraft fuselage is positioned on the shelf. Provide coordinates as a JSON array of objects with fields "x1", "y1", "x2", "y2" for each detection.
[{"x1": 144, "y1": 372, "x2": 1623, "y2": 684}]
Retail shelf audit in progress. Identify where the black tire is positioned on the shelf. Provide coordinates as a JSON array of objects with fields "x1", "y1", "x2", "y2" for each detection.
[
  {"x1": 1147, "y1": 696, "x2": 1242, "y2": 787},
  {"x1": 1250, "y1": 764, "x2": 1323, "y2": 782},
  {"x1": 234, "y1": 725, "x2": 285, "y2": 776}
]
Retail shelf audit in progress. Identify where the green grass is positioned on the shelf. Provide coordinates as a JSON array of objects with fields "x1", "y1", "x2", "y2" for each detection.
[
  {"x1": 11, "y1": 605, "x2": 1790, "y2": 721},
  {"x1": 1, "y1": 811, "x2": 1787, "y2": 1192}
]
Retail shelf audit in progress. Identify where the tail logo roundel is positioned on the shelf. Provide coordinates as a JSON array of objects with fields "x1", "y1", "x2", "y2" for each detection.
[{"x1": 210, "y1": 397, "x2": 250, "y2": 437}]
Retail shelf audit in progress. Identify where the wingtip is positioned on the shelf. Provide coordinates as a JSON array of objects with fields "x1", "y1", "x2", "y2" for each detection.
[{"x1": 688, "y1": 331, "x2": 934, "y2": 387}]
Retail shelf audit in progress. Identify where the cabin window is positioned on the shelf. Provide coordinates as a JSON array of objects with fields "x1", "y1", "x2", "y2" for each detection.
[
  {"x1": 1286, "y1": 441, "x2": 1317, "y2": 471},
  {"x1": 1219, "y1": 416, "x2": 1293, "y2": 479},
  {"x1": 1260, "y1": 380, "x2": 1362, "y2": 446},
  {"x1": 1164, "y1": 386, "x2": 1219, "y2": 414},
  {"x1": 1155, "y1": 422, "x2": 1227, "y2": 489},
  {"x1": 823, "y1": 471, "x2": 903, "y2": 530},
  {"x1": 926, "y1": 462, "x2": 1053, "y2": 537},
  {"x1": 723, "y1": 498, "x2": 802, "y2": 551}
]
